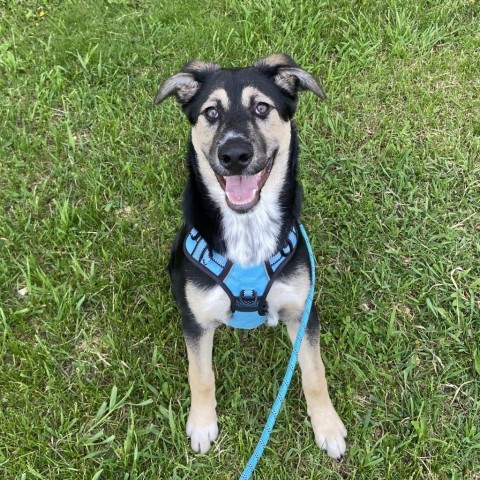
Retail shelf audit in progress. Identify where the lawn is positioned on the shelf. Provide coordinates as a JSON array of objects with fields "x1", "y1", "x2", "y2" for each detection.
[{"x1": 1, "y1": 0, "x2": 479, "y2": 478}]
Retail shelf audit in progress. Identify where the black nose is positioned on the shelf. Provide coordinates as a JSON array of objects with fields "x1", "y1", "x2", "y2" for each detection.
[{"x1": 218, "y1": 138, "x2": 254, "y2": 173}]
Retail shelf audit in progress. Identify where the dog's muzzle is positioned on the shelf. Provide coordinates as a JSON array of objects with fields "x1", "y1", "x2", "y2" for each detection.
[{"x1": 216, "y1": 153, "x2": 275, "y2": 213}]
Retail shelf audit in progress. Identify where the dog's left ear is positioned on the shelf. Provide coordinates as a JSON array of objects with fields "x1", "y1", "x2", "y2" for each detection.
[
  {"x1": 154, "y1": 60, "x2": 221, "y2": 105},
  {"x1": 253, "y1": 53, "x2": 326, "y2": 100}
]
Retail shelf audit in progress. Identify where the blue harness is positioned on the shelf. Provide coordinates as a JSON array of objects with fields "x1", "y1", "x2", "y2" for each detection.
[{"x1": 184, "y1": 224, "x2": 299, "y2": 329}]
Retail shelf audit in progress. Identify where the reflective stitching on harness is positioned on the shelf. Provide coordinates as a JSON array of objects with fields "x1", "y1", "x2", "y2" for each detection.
[
  {"x1": 209, "y1": 252, "x2": 225, "y2": 268},
  {"x1": 184, "y1": 224, "x2": 299, "y2": 329}
]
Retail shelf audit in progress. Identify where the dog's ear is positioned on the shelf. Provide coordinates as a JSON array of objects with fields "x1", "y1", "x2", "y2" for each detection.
[
  {"x1": 153, "y1": 72, "x2": 199, "y2": 105},
  {"x1": 253, "y1": 53, "x2": 326, "y2": 100},
  {"x1": 154, "y1": 61, "x2": 221, "y2": 105}
]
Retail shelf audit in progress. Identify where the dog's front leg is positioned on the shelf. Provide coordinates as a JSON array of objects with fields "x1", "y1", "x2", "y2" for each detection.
[
  {"x1": 286, "y1": 306, "x2": 347, "y2": 459},
  {"x1": 184, "y1": 326, "x2": 218, "y2": 453}
]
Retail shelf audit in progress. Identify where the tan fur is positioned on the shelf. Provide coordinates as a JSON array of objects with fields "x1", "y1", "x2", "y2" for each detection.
[
  {"x1": 240, "y1": 85, "x2": 275, "y2": 108},
  {"x1": 191, "y1": 88, "x2": 230, "y2": 157},
  {"x1": 185, "y1": 281, "x2": 231, "y2": 328},
  {"x1": 266, "y1": 266, "x2": 310, "y2": 326},
  {"x1": 199, "y1": 88, "x2": 230, "y2": 111},
  {"x1": 186, "y1": 60, "x2": 220, "y2": 72},
  {"x1": 185, "y1": 330, "x2": 219, "y2": 453},
  {"x1": 190, "y1": 88, "x2": 230, "y2": 209},
  {"x1": 253, "y1": 53, "x2": 293, "y2": 68},
  {"x1": 285, "y1": 323, "x2": 347, "y2": 458},
  {"x1": 191, "y1": 123, "x2": 225, "y2": 210}
]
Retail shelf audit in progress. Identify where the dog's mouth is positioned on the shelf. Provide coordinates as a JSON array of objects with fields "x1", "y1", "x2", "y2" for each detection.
[{"x1": 216, "y1": 155, "x2": 274, "y2": 212}]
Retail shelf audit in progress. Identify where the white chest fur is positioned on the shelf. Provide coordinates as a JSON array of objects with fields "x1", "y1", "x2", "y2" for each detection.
[{"x1": 220, "y1": 199, "x2": 281, "y2": 267}]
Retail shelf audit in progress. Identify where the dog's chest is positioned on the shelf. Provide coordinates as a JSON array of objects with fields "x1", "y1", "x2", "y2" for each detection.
[
  {"x1": 221, "y1": 199, "x2": 282, "y2": 266},
  {"x1": 185, "y1": 266, "x2": 310, "y2": 329}
]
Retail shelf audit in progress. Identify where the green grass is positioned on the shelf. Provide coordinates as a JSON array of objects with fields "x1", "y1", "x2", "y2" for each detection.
[{"x1": 1, "y1": 0, "x2": 479, "y2": 478}]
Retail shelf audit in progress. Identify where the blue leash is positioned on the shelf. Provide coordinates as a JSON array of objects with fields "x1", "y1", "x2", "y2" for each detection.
[{"x1": 239, "y1": 223, "x2": 316, "y2": 479}]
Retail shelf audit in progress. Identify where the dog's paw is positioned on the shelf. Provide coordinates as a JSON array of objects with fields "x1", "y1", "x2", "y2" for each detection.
[
  {"x1": 266, "y1": 311, "x2": 279, "y2": 327},
  {"x1": 310, "y1": 406, "x2": 347, "y2": 459},
  {"x1": 186, "y1": 417, "x2": 218, "y2": 453}
]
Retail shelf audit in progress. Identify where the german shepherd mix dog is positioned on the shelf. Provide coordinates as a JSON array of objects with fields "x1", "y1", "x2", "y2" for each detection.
[{"x1": 154, "y1": 54, "x2": 347, "y2": 459}]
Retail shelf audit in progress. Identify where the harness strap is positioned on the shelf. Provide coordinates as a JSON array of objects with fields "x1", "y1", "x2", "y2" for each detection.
[{"x1": 183, "y1": 223, "x2": 299, "y2": 328}]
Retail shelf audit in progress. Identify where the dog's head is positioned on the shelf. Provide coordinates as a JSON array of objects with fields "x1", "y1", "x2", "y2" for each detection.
[{"x1": 155, "y1": 54, "x2": 325, "y2": 213}]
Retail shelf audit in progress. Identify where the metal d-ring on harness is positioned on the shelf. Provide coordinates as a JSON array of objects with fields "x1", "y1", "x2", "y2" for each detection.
[{"x1": 184, "y1": 222, "x2": 315, "y2": 479}]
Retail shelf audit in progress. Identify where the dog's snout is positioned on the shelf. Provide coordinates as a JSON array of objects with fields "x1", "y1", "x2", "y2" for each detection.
[{"x1": 218, "y1": 139, "x2": 253, "y2": 173}]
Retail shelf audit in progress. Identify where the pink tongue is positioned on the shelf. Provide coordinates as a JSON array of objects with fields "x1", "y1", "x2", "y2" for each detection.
[{"x1": 224, "y1": 173, "x2": 260, "y2": 205}]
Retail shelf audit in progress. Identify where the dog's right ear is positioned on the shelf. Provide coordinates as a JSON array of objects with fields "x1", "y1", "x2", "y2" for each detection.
[
  {"x1": 253, "y1": 53, "x2": 326, "y2": 100},
  {"x1": 154, "y1": 61, "x2": 220, "y2": 105}
]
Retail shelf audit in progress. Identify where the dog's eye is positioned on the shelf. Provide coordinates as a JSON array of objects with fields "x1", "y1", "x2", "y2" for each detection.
[
  {"x1": 204, "y1": 107, "x2": 219, "y2": 120},
  {"x1": 255, "y1": 102, "x2": 270, "y2": 116}
]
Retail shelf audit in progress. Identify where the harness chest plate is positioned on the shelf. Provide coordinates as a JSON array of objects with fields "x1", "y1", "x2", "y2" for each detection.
[{"x1": 184, "y1": 224, "x2": 299, "y2": 329}]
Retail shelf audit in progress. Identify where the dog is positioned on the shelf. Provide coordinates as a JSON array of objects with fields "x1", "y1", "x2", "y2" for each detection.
[{"x1": 154, "y1": 53, "x2": 347, "y2": 459}]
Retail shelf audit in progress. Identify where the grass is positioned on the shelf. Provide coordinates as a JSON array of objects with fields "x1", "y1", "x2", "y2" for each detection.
[{"x1": 1, "y1": 0, "x2": 479, "y2": 478}]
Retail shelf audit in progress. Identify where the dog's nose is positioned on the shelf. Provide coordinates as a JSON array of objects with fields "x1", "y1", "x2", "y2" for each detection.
[{"x1": 218, "y1": 139, "x2": 254, "y2": 173}]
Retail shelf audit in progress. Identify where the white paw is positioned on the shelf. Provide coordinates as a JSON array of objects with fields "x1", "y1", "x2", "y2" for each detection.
[
  {"x1": 266, "y1": 311, "x2": 279, "y2": 327},
  {"x1": 311, "y1": 407, "x2": 347, "y2": 459},
  {"x1": 186, "y1": 418, "x2": 218, "y2": 453}
]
